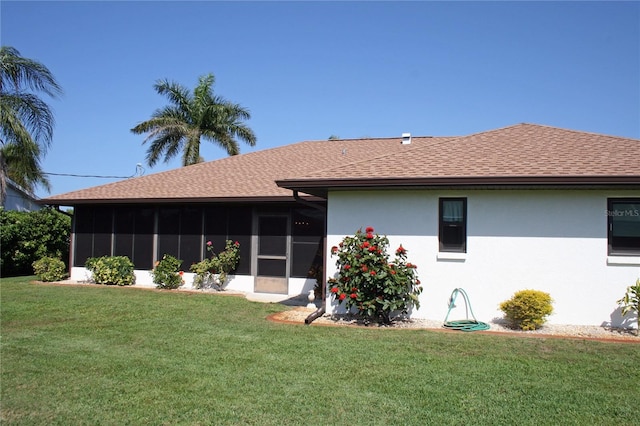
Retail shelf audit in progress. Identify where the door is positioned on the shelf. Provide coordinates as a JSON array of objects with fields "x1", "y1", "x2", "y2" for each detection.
[{"x1": 254, "y1": 215, "x2": 289, "y2": 294}]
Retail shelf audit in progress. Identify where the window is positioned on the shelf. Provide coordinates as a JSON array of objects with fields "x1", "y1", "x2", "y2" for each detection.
[
  {"x1": 72, "y1": 206, "x2": 113, "y2": 266},
  {"x1": 608, "y1": 198, "x2": 640, "y2": 256},
  {"x1": 439, "y1": 198, "x2": 467, "y2": 253},
  {"x1": 291, "y1": 208, "x2": 324, "y2": 278},
  {"x1": 113, "y1": 206, "x2": 155, "y2": 270},
  {"x1": 204, "y1": 206, "x2": 253, "y2": 275}
]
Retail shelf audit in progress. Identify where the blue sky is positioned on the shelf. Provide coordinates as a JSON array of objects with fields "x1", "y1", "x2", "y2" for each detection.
[{"x1": 2, "y1": 1, "x2": 639, "y2": 198}]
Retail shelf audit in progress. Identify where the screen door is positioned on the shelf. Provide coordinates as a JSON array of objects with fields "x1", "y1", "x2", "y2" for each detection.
[{"x1": 254, "y1": 215, "x2": 288, "y2": 294}]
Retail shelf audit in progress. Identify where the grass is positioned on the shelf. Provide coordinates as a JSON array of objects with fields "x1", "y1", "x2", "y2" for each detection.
[{"x1": 1, "y1": 276, "x2": 638, "y2": 425}]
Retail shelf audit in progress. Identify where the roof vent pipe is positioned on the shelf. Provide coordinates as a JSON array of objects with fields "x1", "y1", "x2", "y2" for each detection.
[{"x1": 401, "y1": 132, "x2": 411, "y2": 145}]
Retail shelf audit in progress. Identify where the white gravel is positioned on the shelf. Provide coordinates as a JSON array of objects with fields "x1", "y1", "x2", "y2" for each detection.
[{"x1": 275, "y1": 308, "x2": 640, "y2": 342}]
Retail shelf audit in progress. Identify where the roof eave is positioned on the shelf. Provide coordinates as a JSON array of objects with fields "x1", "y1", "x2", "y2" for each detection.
[
  {"x1": 276, "y1": 175, "x2": 640, "y2": 196},
  {"x1": 38, "y1": 194, "x2": 325, "y2": 207}
]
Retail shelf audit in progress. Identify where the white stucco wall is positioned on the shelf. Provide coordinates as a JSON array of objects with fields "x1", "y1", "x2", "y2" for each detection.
[
  {"x1": 70, "y1": 267, "x2": 314, "y2": 297},
  {"x1": 326, "y1": 189, "x2": 640, "y2": 328}
]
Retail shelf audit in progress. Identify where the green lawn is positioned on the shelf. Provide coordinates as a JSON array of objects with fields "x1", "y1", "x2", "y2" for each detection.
[{"x1": 1, "y1": 277, "x2": 638, "y2": 425}]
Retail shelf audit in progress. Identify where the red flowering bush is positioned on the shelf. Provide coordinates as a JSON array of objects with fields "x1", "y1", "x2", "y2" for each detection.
[{"x1": 328, "y1": 227, "x2": 422, "y2": 324}]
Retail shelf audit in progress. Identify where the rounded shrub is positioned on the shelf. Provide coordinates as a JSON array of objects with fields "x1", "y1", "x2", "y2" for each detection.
[
  {"x1": 32, "y1": 256, "x2": 68, "y2": 282},
  {"x1": 85, "y1": 256, "x2": 136, "y2": 286},
  {"x1": 499, "y1": 289, "x2": 553, "y2": 330}
]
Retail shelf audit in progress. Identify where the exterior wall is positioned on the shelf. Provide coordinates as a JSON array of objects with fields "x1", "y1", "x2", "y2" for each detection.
[
  {"x1": 70, "y1": 267, "x2": 315, "y2": 296},
  {"x1": 326, "y1": 189, "x2": 640, "y2": 328},
  {"x1": 3, "y1": 181, "x2": 41, "y2": 212}
]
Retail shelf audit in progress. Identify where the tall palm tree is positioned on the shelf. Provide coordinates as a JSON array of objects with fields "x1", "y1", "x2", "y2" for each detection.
[
  {"x1": 131, "y1": 73, "x2": 256, "y2": 167},
  {"x1": 0, "y1": 46, "x2": 62, "y2": 203}
]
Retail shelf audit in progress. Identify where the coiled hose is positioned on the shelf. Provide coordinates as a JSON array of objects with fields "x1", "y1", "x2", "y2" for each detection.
[{"x1": 443, "y1": 288, "x2": 490, "y2": 332}]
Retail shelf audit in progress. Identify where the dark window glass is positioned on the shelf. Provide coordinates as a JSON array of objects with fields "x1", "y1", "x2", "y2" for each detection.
[
  {"x1": 228, "y1": 207, "x2": 252, "y2": 275},
  {"x1": 608, "y1": 199, "x2": 640, "y2": 256},
  {"x1": 158, "y1": 207, "x2": 180, "y2": 259},
  {"x1": 180, "y1": 207, "x2": 203, "y2": 269},
  {"x1": 259, "y1": 216, "x2": 287, "y2": 256},
  {"x1": 114, "y1": 207, "x2": 135, "y2": 260},
  {"x1": 133, "y1": 208, "x2": 155, "y2": 270},
  {"x1": 204, "y1": 207, "x2": 227, "y2": 256},
  {"x1": 292, "y1": 208, "x2": 324, "y2": 242},
  {"x1": 439, "y1": 198, "x2": 467, "y2": 253},
  {"x1": 206, "y1": 206, "x2": 252, "y2": 275},
  {"x1": 73, "y1": 206, "x2": 94, "y2": 266},
  {"x1": 93, "y1": 207, "x2": 113, "y2": 257},
  {"x1": 291, "y1": 243, "x2": 322, "y2": 278},
  {"x1": 258, "y1": 258, "x2": 287, "y2": 277},
  {"x1": 291, "y1": 208, "x2": 324, "y2": 278}
]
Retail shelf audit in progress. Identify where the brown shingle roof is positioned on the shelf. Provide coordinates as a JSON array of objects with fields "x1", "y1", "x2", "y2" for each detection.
[
  {"x1": 277, "y1": 123, "x2": 640, "y2": 196},
  {"x1": 42, "y1": 134, "x2": 449, "y2": 204},
  {"x1": 41, "y1": 123, "x2": 640, "y2": 205}
]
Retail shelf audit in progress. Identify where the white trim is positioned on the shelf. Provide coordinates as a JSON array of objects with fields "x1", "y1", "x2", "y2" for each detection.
[
  {"x1": 436, "y1": 252, "x2": 467, "y2": 261},
  {"x1": 607, "y1": 256, "x2": 640, "y2": 266}
]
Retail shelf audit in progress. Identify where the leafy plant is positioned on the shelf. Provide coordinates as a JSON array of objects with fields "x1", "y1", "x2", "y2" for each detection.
[
  {"x1": 328, "y1": 226, "x2": 422, "y2": 324},
  {"x1": 151, "y1": 254, "x2": 184, "y2": 289},
  {"x1": 190, "y1": 240, "x2": 240, "y2": 290},
  {"x1": 0, "y1": 207, "x2": 71, "y2": 276},
  {"x1": 500, "y1": 289, "x2": 553, "y2": 330},
  {"x1": 617, "y1": 279, "x2": 640, "y2": 335},
  {"x1": 309, "y1": 263, "x2": 323, "y2": 300},
  {"x1": 85, "y1": 256, "x2": 135, "y2": 286},
  {"x1": 32, "y1": 256, "x2": 68, "y2": 282}
]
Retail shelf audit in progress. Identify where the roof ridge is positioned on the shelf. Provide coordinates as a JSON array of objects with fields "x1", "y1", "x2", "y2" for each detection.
[
  {"x1": 299, "y1": 134, "x2": 457, "y2": 144},
  {"x1": 299, "y1": 135, "x2": 462, "y2": 177},
  {"x1": 524, "y1": 123, "x2": 639, "y2": 141},
  {"x1": 467, "y1": 122, "x2": 639, "y2": 141}
]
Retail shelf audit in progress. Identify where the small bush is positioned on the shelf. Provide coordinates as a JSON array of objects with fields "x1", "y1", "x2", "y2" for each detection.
[
  {"x1": 500, "y1": 289, "x2": 553, "y2": 330},
  {"x1": 151, "y1": 254, "x2": 184, "y2": 289},
  {"x1": 190, "y1": 240, "x2": 240, "y2": 290},
  {"x1": 85, "y1": 256, "x2": 135, "y2": 286},
  {"x1": 32, "y1": 256, "x2": 68, "y2": 282}
]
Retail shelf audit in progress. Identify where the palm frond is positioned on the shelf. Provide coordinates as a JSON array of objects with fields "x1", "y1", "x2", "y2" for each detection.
[
  {"x1": 145, "y1": 129, "x2": 187, "y2": 167},
  {"x1": 153, "y1": 79, "x2": 192, "y2": 114},
  {"x1": 0, "y1": 99, "x2": 33, "y2": 147},
  {"x1": 1, "y1": 141, "x2": 50, "y2": 193},
  {"x1": 0, "y1": 46, "x2": 62, "y2": 97},
  {"x1": 133, "y1": 72, "x2": 256, "y2": 167},
  {"x1": 0, "y1": 92, "x2": 55, "y2": 148}
]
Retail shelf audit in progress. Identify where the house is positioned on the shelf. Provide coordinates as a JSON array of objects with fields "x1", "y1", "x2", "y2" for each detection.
[
  {"x1": 3, "y1": 178, "x2": 41, "y2": 212},
  {"x1": 41, "y1": 124, "x2": 640, "y2": 328}
]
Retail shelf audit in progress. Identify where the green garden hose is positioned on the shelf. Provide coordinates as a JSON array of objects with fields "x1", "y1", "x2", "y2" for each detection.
[{"x1": 443, "y1": 288, "x2": 490, "y2": 332}]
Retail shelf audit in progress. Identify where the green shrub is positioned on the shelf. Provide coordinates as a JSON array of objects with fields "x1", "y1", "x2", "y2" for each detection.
[
  {"x1": 32, "y1": 256, "x2": 68, "y2": 282},
  {"x1": 617, "y1": 279, "x2": 640, "y2": 335},
  {"x1": 327, "y1": 226, "x2": 422, "y2": 324},
  {"x1": 190, "y1": 240, "x2": 240, "y2": 290},
  {"x1": 0, "y1": 207, "x2": 71, "y2": 276},
  {"x1": 151, "y1": 254, "x2": 183, "y2": 289},
  {"x1": 500, "y1": 289, "x2": 553, "y2": 330},
  {"x1": 85, "y1": 256, "x2": 135, "y2": 286}
]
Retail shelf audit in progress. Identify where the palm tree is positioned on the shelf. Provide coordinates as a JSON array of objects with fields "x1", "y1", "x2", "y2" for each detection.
[
  {"x1": 0, "y1": 46, "x2": 62, "y2": 203},
  {"x1": 131, "y1": 73, "x2": 256, "y2": 167}
]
